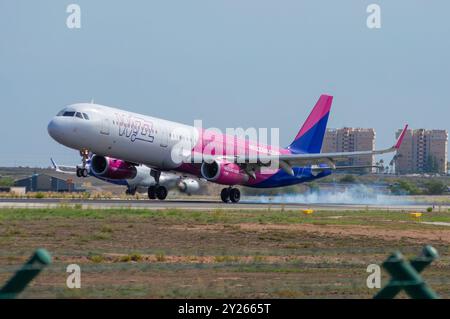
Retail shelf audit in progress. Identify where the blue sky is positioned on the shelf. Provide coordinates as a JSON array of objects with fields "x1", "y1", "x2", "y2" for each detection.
[{"x1": 0, "y1": 1, "x2": 449, "y2": 166}]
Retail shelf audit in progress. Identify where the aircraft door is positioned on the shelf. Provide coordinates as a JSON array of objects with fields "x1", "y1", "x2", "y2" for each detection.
[
  {"x1": 159, "y1": 126, "x2": 168, "y2": 148},
  {"x1": 100, "y1": 118, "x2": 110, "y2": 135}
]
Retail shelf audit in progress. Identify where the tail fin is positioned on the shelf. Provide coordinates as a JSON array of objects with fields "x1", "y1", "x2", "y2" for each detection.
[{"x1": 287, "y1": 94, "x2": 333, "y2": 154}]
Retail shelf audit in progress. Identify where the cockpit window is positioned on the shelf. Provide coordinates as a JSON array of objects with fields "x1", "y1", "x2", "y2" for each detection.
[
  {"x1": 63, "y1": 111, "x2": 76, "y2": 117},
  {"x1": 57, "y1": 109, "x2": 90, "y2": 119}
]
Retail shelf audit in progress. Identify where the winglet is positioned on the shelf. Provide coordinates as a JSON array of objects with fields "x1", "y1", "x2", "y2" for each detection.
[
  {"x1": 394, "y1": 124, "x2": 408, "y2": 149},
  {"x1": 50, "y1": 158, "x2": 58, "y2": 169}
]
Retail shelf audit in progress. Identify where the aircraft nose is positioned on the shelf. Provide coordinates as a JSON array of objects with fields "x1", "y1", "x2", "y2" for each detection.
[{"x1": 47, "y1": 118, "x2": 63, "y2": 141}]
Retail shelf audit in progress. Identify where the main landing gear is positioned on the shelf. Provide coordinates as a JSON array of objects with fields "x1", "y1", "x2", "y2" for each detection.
[
  {"x1": 147, "y1": 169, "x2": 167, "y2": 200},
  {"x1": 76, "y1": 149, "x2": 90, "y2": 178},
  {"x1": 148, "y1": 185, "x2": 168, "y2": 200},
  {"x1": 125, "y1": 187, "x2": 137, "y2": 196},
  {"x1": 221, "y1": 187, "x2": 240, "y2": 203}
]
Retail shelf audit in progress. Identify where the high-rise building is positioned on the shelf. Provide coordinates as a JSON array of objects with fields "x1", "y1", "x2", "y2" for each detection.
[
  {"x1": 322, "y1": 128, "x2": 376, "y2": 168},
  {"x1": 395, "y1": 129, "x2": 448, "y2": 174}
]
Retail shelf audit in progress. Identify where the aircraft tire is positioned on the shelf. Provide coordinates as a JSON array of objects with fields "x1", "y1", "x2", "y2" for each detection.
[
  {"x1": 220, "y1": 188, "x2": 230, "y2": 203},
  {"x1": 148, "y1": 186, "x2": 156, "y2": 199},
  {"x1": 126, "y1": 188, "x2": 136, "y2": 196},
  {"x1": 230, "y1": 188, "x2": 240, "y2": 203},
  {"x1": 156, "y1": 186, "x2": 168, "y2": 200}
]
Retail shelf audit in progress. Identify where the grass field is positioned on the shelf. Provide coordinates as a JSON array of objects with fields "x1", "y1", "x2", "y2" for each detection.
[{"x1": 1, "y1": 207, "x2": 450, "y2": 298}]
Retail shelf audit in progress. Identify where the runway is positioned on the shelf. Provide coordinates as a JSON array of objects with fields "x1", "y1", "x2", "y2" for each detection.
[{"x1": 0, "y1": 198, "x2": 447, "y2": 211}]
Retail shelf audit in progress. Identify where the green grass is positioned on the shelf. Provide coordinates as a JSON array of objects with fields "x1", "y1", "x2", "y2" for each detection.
[
  {"x1": 88, "y1": 254, "x2": 105, "y2": 263},
  {"x1": 2, "y1": 205, "x2": 450, "y2": 298},
  {"x1": 118, "y1": 255, "x2": 132, "y2": 262},
  {"x1": 1, "y1": 207, "x2": 450, "y2": 227}
]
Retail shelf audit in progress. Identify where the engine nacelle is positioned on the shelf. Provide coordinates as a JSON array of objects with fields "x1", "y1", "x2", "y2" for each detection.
[
  {"x1": 200, "y1": 160, "x2": 248, "y2": 185},
  {"x1": 177, "y1": 178, "x2": 200, "y2": 194},
  {"x1": 90, "y1": 155, "x2": 137, "y2": 180},
  {"x1": 127, "y1": 165, "x2": 153, "y2": 187}
]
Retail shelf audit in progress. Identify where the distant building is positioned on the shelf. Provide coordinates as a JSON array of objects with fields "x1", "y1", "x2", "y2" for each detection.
[
  {"x1": 395, "y1": 129, "x2": 448, "y2": 174},
  {"x1": 0, "y1": 186, "x2": 27, "y2": 195},
  {"x1": 14, "y1": 173, "x2": 84, "y2": 192},
  {"x1": 322, "y1": 128, "x2": 376, "y2": 169}
]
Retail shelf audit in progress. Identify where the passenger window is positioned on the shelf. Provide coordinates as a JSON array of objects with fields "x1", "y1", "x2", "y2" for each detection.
[
  {"x1": 76, "y1": 112, "x2": 83, "y2": 119},
  {"x1": 63, "y1": 111, "x2": 75, "y2": 117},
  {"x1": 83, "y1": 113, "x2": 90, "y2": 120}
]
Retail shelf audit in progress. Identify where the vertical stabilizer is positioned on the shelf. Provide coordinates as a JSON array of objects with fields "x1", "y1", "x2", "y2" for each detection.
[{"x1": 287, "y1": 94, "x2": 333, "y2": 154}]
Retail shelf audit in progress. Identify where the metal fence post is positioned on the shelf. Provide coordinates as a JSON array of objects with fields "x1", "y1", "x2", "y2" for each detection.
[
  {"x1": 0, "y1": 249, "x2": 52, "y2": 299},
  {"x1": 374, "y1": 245, "x2": 439, "y2": 299}
]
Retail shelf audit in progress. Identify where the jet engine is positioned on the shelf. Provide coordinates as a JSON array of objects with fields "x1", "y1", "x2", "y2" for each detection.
[
  {"x1": 177, "y1": 178, "x2": 200, "y2": 195},
  {"x1": 200, "y1": 160, "x2": 248, "y2": 185},
  {"x1": 90, "y1": 155, "x2": 137, "y2": 180}
]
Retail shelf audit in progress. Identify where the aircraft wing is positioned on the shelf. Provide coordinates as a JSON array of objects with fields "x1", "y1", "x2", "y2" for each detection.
[
  {"x1": 50, "y1": 158, "x2": 78, "y2": 175},
  {"x1": 235, "y1": 124, "x2": 408, "y2": 176}
]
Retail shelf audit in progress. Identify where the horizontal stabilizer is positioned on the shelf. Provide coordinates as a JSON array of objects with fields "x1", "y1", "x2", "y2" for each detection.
[{"x1": 311, "y1": 165, "x2": 383, "y2": 172}]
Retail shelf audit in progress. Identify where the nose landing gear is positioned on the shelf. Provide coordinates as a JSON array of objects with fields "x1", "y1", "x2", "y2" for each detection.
[
  {"x1": 221, "y1": 187, "x2": 240, "y2": 203},
  {"x1": 76, "y1": 167, "x2": 89, "y2": 177},
  {"x1": 76, "y1": 149, "x2": 90, "y2": 178}
]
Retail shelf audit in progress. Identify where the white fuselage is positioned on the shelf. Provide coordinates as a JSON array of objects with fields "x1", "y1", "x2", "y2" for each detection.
[{"x1": 48, "y1": 103, "x2": 199, "y2": 171}]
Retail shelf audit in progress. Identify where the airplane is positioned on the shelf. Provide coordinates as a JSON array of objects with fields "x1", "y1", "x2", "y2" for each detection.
[
  {"x1": 47, "y1": 94, "x2": 407, "y2": 203},
  {"x1": 50, "y1": 157, "x2": 201, "y2": 199}
]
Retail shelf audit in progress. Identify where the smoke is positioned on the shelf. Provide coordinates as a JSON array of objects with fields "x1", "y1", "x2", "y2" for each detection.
[{"x1": 246, "y1": 184, "x2": 413, "y2": 205}]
